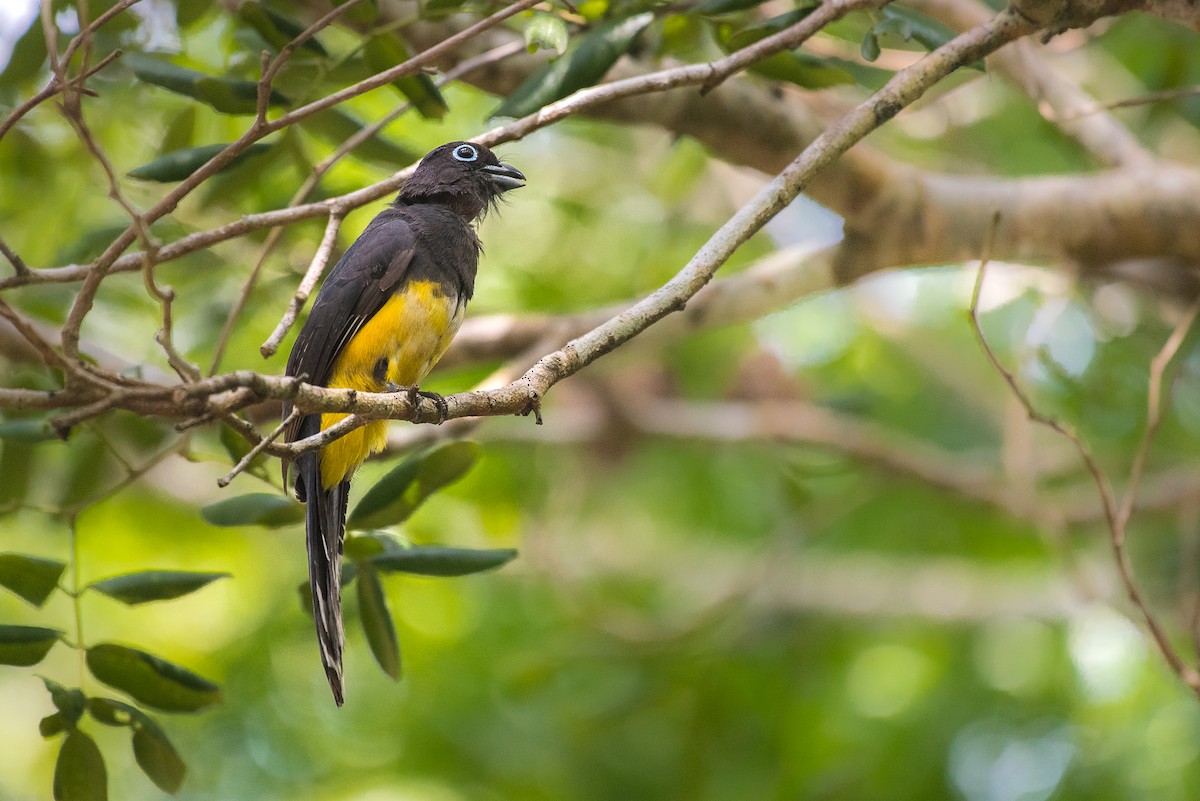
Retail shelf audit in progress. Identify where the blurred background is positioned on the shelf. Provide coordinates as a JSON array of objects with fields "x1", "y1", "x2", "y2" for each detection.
[{"x1": 2, "y1": 1, "x2": 1200, "y2": 799}]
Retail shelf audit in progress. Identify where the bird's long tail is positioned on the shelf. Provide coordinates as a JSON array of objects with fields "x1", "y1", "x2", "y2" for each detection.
[{"x1": 296, "y1": 415, "x2": 347, "y2": 706}]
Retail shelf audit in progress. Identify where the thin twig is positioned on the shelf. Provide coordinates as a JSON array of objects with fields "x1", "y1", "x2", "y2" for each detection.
[
  {"x1": 1061, "y1": 86, "x2": 1200, "y2": 119},
  {"x1": 0, "y1": 2, "x2": 134, "y2": 143},
  {"x1": 218, "y1": 409, "x2": 299, "y2": 488},
  {"x1": 1115, "y1": 299, "x2": 1200, "y2": 538},
  {"x1": 969, "y1": 217, "x2": 1200, "y2": 694},
  {"x1": 0, "y1": 235, "x2": 30, "y2": 276},
  {"x1": 59, "y1": 81, "x2": 200, "y2": 381},
  {"x1": 260, "y1": 212, "x2": 345, "y2": 357}
]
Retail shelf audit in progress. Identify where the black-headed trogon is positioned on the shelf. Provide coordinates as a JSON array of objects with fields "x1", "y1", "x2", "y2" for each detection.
[{"x1": 282, "y1": 142, "x2": 525, "y2": 705}]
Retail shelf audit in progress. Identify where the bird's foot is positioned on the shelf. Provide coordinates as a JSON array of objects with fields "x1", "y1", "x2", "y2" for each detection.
[{"x1": 385, "y1": 383, "x2": 448, "y2": 424}]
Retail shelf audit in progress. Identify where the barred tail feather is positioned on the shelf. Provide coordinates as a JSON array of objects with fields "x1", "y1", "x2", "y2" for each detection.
[{"x1": 297, "y1": 418, "x2": 347, "y2": 706}]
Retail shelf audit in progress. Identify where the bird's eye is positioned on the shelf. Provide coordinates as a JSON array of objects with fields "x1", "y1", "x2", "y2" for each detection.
[{"x1": 452, "y1": 144, "x2": 479, "y2": 162}]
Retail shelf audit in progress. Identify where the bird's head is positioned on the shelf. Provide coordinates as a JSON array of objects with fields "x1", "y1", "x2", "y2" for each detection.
[{"x1": 396, "y1": 141, "x2": 525, "y2": 220}]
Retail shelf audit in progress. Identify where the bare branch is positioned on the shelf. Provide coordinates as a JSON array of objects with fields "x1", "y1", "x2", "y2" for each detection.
[
  {"x1": 969, "y1": 220, "x2": 1200, "y2": 695},
  {"x1": 218, "y1": 409, "x2": 299, "y2": 488},
  {"x1": 0, "y1": 1, "x2": 136, "y2": 143},
  {"x1": 260, "y1": 211, "x2": 344, "y2": 357},
  {"x1": 0, "y1": 235, "x2": 29, "y2": 277}
]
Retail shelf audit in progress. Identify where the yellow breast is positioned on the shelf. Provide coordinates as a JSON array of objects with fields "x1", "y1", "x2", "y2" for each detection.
[{"x1": 318, "y1": 280, "x2": 464, "y2": 488}]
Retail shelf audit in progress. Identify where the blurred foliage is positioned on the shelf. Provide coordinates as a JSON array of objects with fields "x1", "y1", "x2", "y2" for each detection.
[{"x1": 2, "y1": 1, "x2": 1200, "y2": 800}]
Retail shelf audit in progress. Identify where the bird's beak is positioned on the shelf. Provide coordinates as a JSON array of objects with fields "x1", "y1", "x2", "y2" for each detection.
[{"x1": 482, "y1": 162, "x2": 526, "y2": 192}]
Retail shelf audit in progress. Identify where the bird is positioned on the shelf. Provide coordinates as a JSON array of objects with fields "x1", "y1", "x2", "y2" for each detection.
[{"x1": 281, "y1": 141, "x2": 525, "y2": 705}]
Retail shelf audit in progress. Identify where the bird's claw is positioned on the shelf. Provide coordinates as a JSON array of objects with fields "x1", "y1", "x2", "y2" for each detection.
[
  {"x1": 417, "y1": 389, "x2": 449, "y2": 424},
  {"x1": 385, "y1": 383, "x2": 448, "y2": 423}
]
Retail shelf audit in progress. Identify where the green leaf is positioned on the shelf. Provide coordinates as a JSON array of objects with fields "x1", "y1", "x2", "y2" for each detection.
[
  {"x1": 693, "y1": 0, "x2": 774, "y2": 14},
  {"x1": 85, "y1": 644, "x2": 221, "y2": 713},
  {"x1": 860, "y1": 30, "x2": 881, "y2": 62},
  {"x1": 726, "y1": 5, "x2": 820, "y2": 49},
  {"x1": 363, "y1": 35, "x2": 448, "y2": 119},
  {"x1": 749, "y1": 52, "x2": 855, "y2": 89},
  {"x1": 370, "y1": 546, "x2": 518, "y2": 577},
  {"x1": 866, "y1": 6, "x2": 956, "y2": 55},
  {"x1": 132, "y1": 720, "x2": 187, "y2": 794},
  {"x1": 200, "y1": 493, "x2": 304, "y2": 528},
  {"x1": 420, "y1": 0, "x2": 471, "y2": 18},
  {"x1": 127, "y1": 143, "x2": 272, "y2": 182},
  {"x1": 126, "y1": 54, "x2": 289, "y2": 115},
  {"x1": 525, "y1": 12, "x2": 570, "y2": 55},
  {"x1": 356, "y1": 563, "x2": 400, "y2": 680},
  {"x1": 0, "y1": 624, "x2": 61, "y2": 666},
  {"x1": 238, "y1": 1, "x2": 329, "y2": 56},
  {"x1": 0, "y1": 15, "x2": 47, "y2": 90},
  {"x1": 160, "y1": 107, "x2": 196, "y2": 153},
  {"x1": 348, "y1": 441, "x2": 480, "y2": 530},
  {"x1": 344, "y1": 531, "x2": 405, "y2": 560},
  {"x1": 493, "y1": 12, "x2": 655, "y2": 118},
  {"x1": 175, "y1": 0, "x2": 211, "y2": 29},
  {"x1": 0, "y1": 552, "x2": 67, "y2": 606},
  {"x1": 86, "y1": 697, "x2": 139, "y2": 728},
  {"x1": 88, "y1": 571, "x2": 230, "y2": 605},
  {"x1": 0, "y1": 417, "x2": 57, "y2": 442},
  {"x1": 331, "y1": 0, "x2": 379, "y2": 25},
  {"x1": 43, "y1": 678, "x2": 86, "y2": 725},
  {"x1": 302, "y1": 107, "x2": 418, "y2": 167},
  {"x1": 40, "y1": 711, "x2": 68, "y2": 738},
  {"x1": 53, "y1": 731, "x2": 107, "y2": 801}
]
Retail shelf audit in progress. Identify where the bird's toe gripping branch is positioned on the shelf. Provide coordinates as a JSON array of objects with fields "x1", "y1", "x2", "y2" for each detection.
[{"x1": 386, "y1": 382, "x2": 450, "y2": 424}]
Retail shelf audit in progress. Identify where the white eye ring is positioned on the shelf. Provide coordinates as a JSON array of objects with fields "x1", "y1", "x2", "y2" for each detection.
[{"x1": 452, "y1": 144, "x2": 478, "y2": 162}]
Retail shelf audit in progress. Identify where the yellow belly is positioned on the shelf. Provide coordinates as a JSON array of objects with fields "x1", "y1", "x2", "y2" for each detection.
[{"x1": 318, "y1": 280, "x2": 464, "y2": 489}]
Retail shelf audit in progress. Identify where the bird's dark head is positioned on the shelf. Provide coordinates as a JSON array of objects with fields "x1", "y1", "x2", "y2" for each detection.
[{"x1": 396, "y1": 141, "x2": 525, "y2": 220}]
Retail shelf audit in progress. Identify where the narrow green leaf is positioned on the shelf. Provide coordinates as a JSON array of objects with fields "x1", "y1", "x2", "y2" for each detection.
[
  {"x1": 132, "y1": 721, "x2": 187, "y2": 794},
  {"x1": 331, "y1": 0, "x2": 379, "y2": 25},
  {"x1": 694, "y1": 0, "x2": 774, "y2": 14},
  {"x1": 871, "y1": 6, "x2": 956, "y2": 54},
  {"x1": 749, "y1": 52, "x2": 855, "y2": 89},
  {"x1": 348, "y1": 441, "x2": 480, "y2": 530},
  {"x1": 86, "y1": 697, "x2": 139, "y2": 728},
  {"x1": 238, "y1": 1, "x2": 328, "y2": 55},
  {"x1": 128, "y1": 143, "x2": 271, "y2": 182},
  {"x1": 370, "y1": 546, "x2": 518, "y2": 577},
  {"x1": 175, "y1": 0, "x2": 211, "y2": 29},
  {"x1": 420, "y1": 0, "x2": 471, "y2": 18},
  {"x1": 86, "y1": 644, "x2": 221, "y2": 713},
  {"x1": 860, "y1": 30, "x2": 881, "y2": 62},
  {"x1": 43, "y1": 678, "x2": 86, "y2": 724},
  {"x1": 525, "y1": 12, "x2": 570, "y2": 55},
  {"x1": 0, "y1": 624, "x2": 61, "y2": 666},
  {"x1": 126, "y1": 54, "x2": 289, "y2": 115},
  {"x1": 89, "y1": 571, "x2": 230, "y2": 606},
  {"x1": 302, "y1": 107, "x2": 418, "y2": 166},
  {"x1": 493, "y1": 12, "x2": 654, "y2": 118},
  {"x1": 0, "y1": 552, "x2": 67, "y2": 606},
  {"x1": 160, "y1": 107, "x2": 196, "y2": 153},
  {"x1": 0, "y1": 15, "x2": 47, "y2": 89},
  {"x1": 344, "y1": 531, "x2": 404, "y2": 560},
  {"x1": 53, "y1": 731, "x2": 107, "y2": 801},
  {"x1": 725, "y1": 4, "x2": 820, "y2": 50},
  {"x1": 363, "y1": 35, "x2": 448, "y2": 119},
  {"x1": 40, "y1": 711, "x2": 68, "y2": 738},
  {"x1": 0, "y1": 418, "x2": 57, "y2": 442},
  {"x1": 200, "y1": 493, "x2": 304, "y2": 528},
  {"x1": 357, "y1": 563, "x2": 400, "y2": 680}
]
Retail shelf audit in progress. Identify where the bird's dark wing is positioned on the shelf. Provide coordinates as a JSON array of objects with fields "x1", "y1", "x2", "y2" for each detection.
[{"x1": 283, "y1": 211, "x2": 416, "y2": 447}]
